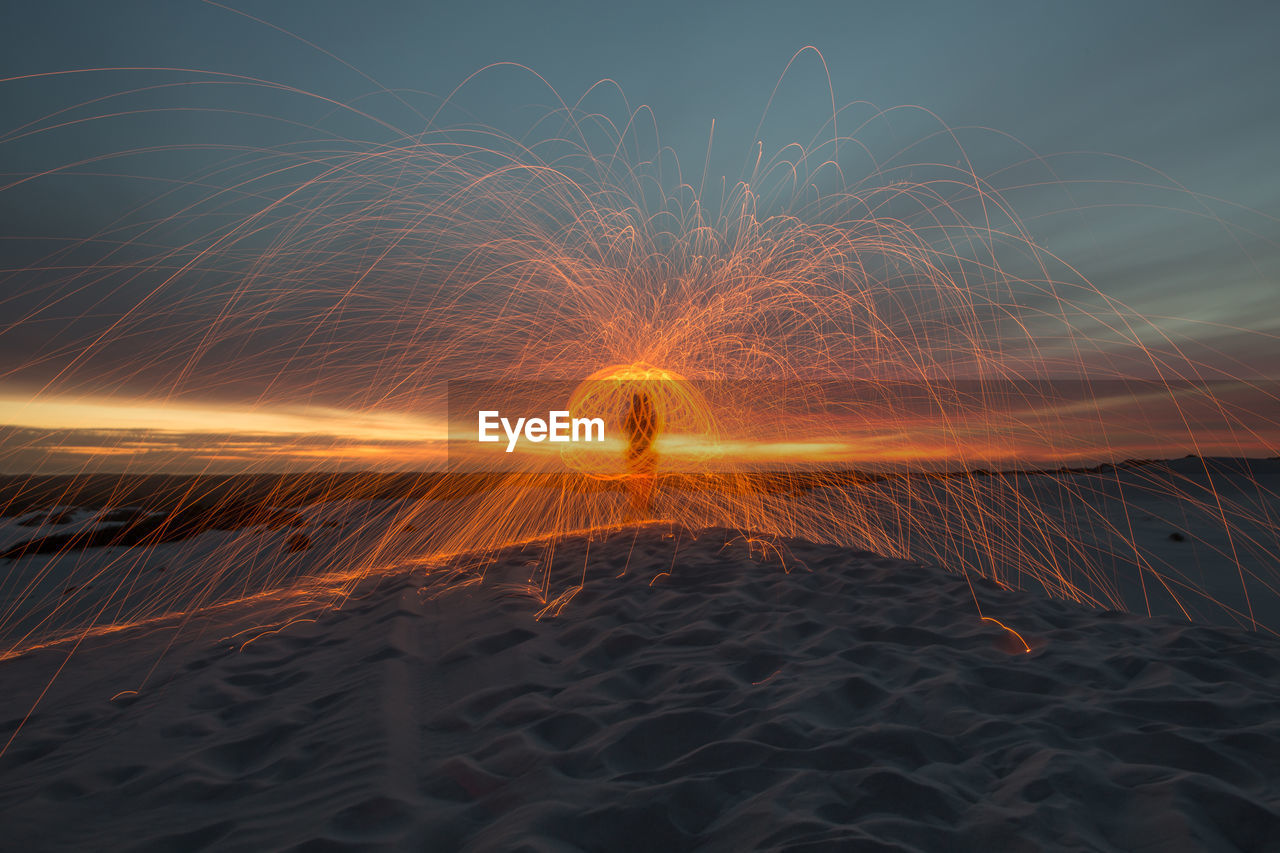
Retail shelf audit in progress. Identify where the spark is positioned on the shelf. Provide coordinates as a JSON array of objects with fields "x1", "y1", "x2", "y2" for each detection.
[{"x1": 0, "y1": 57, "x2": 1276, "y2": 701}]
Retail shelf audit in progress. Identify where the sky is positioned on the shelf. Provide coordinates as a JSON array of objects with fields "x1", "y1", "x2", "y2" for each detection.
[{"x1": 1, "y1": 0, "x2": 1277, "y2": 473}]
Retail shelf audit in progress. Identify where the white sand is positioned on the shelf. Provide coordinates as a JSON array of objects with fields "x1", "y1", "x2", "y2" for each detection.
[{"x1": 2, "y1": 525, "x2": 1279, "y2": 851}]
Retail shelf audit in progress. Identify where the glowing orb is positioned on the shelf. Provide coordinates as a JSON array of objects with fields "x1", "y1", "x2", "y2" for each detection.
[{"x1": 560, "y1": 363, "x2": 720, "y2": 477}]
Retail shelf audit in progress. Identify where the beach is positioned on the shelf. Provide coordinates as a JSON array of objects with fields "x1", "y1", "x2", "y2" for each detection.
[{"x1": 3, "y1": 521, "x2": 1279, "y2": 851}]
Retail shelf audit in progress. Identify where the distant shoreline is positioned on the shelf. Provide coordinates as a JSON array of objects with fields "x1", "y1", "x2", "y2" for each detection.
[{"x1": 4, "y1": 456, "x2": 1277, "y2": 515}]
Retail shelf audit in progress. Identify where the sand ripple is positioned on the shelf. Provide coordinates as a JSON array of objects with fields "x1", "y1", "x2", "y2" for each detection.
[{"x1": 2, "y1": 527, "x2": 1279, "y2": 851}]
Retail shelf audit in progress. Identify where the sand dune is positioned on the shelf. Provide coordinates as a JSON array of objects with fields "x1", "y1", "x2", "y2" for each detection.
[{"x1": 2, "y1": 526, "x2": 1279, "y2": 851}]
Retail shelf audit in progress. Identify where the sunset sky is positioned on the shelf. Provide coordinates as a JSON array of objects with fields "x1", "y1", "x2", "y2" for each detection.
[{"x1": 1, "y1": 1, "x2": 1277, "y2": 473}]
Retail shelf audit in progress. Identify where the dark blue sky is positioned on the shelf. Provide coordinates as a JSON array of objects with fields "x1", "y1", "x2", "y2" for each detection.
[
  {"x1": 2, "y1": 0, "x2": 1278, "y2": 386},
  {"x1": 4, "y1": 1, "x2": 1275, "y2": 186}
]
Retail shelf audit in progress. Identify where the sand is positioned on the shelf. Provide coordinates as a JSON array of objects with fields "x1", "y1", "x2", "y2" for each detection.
[{"x1": 2, "y1": 525, "x2": 1279, "y2": 851}]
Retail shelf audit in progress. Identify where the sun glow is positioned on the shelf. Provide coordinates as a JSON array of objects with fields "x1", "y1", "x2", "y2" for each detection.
[{"x1": 0, "y1": 392, "x2": 447, "y2": 442}]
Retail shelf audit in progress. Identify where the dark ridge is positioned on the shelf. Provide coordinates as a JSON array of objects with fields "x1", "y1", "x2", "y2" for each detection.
[
  {"x1": 0, "y1": 459, "x2": 1187, "y2": 517},
  {"x1": 1, "y1": 458, "x2": 1270, "y2": 559}
]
